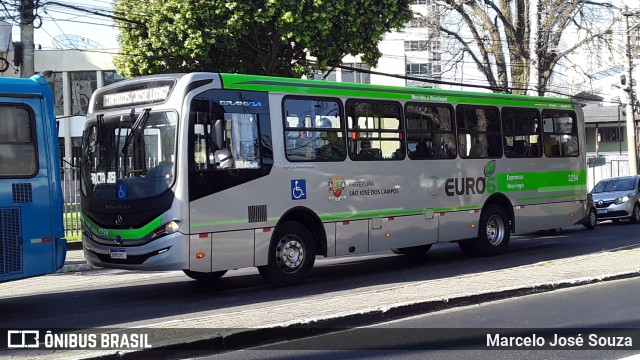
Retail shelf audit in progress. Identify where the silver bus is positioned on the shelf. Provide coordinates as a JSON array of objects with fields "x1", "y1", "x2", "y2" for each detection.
[{"x1": 81, "y1": 73, "x2": 587, "y2": 286}]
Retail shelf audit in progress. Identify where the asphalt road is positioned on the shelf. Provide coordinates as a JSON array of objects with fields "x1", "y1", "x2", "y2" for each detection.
[
  {"x1": 207, "y1": 277, "x2": 640, "y2": 360},
  {"x1": 0, "y1": 222, "x2": 638, "y2": 332}
]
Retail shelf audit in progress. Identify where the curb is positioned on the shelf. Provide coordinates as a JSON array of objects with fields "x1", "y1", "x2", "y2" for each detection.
[
  {"x1": 59, "y1": 242, "x2": 102, "y2": 273},
  {"x1": 58, "y1": 263, "x2": 100, "y2": 273},
  {"x1": 87, "y1": 269, "x2": 640, "y2": 360}
]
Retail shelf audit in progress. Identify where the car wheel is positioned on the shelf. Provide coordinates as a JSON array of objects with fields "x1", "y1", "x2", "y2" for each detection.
[
  {"x1": 258, "y1": 221, "x2": 315, "y2": 286},
  {"x1": 631, "y1": 203, "x2": 640, "y2": 224},
  {"x1": 583, "y1": 208, "x2": 597, "y2": 229}
]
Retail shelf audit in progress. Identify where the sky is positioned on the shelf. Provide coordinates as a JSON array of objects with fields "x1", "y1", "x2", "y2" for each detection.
[{"x1": 10, "y1": 0, "x2": 120, "y2": 51}]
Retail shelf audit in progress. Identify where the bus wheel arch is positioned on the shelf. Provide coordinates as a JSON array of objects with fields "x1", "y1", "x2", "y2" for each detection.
[
  {"x1": 483, "y1": 193, "x2": 514, "y2": 233},
  {"x1": 459, "y1": 195, "x2": 513, "y2": 257},
  {"x1": 259, "y1": 220, "x2": 316, "y2": 286},
  {"x1": 275, "y1": 207, "x2": 327, "y2": 256}
]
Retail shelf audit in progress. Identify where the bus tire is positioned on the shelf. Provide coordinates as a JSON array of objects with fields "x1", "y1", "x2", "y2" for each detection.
[
  {"x1": 391, "y1": 244, "x2": 432, "y2": 259},
  {"x1": 457, "y1": 239, "x2": 476, "y2": 256},
  {"x1": 477, "y1": 204, "x2": 510, "y2": 255},
  {"x1": 258, "y1": 221, "x2": 316, "y2": 286},
  {"x1": 460, "y1": 204, "x2": 510, "y2": 256},
  {"x1": 183, "y1": 269, "x2": 227, "y2": 282}
]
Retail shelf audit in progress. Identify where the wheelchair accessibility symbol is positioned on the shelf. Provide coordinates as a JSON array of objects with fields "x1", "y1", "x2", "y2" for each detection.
[
  {"x1": 291, "y1": 179, "x2": 306, "y2": 200},
  {"x1": 117, "y1": 183, "x2": 128, "y2": 199}
]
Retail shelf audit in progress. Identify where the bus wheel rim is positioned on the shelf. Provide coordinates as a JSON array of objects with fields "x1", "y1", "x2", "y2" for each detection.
[
  {"x1": 486, "y1": 215, "x2": 504, "y2": 246},
  {"x1": 275, "y1": 235, "x2": 304, "y2": 273}
]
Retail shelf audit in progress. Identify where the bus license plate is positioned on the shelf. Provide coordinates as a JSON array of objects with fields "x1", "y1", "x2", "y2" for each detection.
[
  {"x1": 596, "y1": 209, "x2": 607, "y2": 214},
  {"x1": 110, "y1": 249, "x2": 127, "y2": 259}
]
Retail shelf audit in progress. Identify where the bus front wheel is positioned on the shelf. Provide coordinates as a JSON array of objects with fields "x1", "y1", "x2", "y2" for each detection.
[
  {"x1": 258, "y1": 221, "x2": 316, "y2": 286},
  {"x1": 183, "y1": 269, "x2": 227, "y2": 282},
  {"x1": 459, "y1": 204, "x2": 510, "y2": 256}
]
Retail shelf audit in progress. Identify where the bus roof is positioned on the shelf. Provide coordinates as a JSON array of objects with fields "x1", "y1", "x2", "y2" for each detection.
[
  {"x1": 219, "y1": 73, "x2": 574, "y2": 109},
  {"x1": 0, "y1": 74, "x2": 50, "y2": 97}
]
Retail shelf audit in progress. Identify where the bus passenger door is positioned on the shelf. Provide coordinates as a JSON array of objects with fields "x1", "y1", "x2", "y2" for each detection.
[{"x1": 368, "y1": 211, "x2": 438, "y2": 252}]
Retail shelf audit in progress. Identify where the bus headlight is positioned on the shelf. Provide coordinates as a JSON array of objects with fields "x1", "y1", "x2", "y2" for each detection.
[
  {"x1": 154, "y1": 220, "x2": 181, "y2": 236},
  {"x1": 615, "y1": 196, "x2": 629, "y2": 204}
]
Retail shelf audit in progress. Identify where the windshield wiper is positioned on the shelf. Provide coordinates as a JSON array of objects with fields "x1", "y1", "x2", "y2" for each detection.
[
  {"x1": 94, "y1": 114, "x2": 108, "y2": 181},
  {"x1": 114, "y1": 110, "x2": 135, "y2": 181},
  {"x1": 121, "y1": 108, "x2": 151, "y2": 157},
  {"x1": 121, "y1": 108, "x2": 150, "y2": 178}
]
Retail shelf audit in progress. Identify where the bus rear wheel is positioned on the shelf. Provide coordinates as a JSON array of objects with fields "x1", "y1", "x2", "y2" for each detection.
[
  {"x1": 459, "y1": 204, "x2": 510, "y2": 256},
  {"x1": 183, "y1": 269, "x2": 227, "y2": 282},
  {"x1": 258, "y1": 221, "x2": 316, "y2": 286},
  {"x1": 391, "y1": 244, "x2": 432, "y2": 259}
]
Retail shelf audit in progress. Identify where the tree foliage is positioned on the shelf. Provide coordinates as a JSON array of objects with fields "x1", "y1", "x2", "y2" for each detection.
[
  {"x1": 420, "y1": 0, "x2": 615, "y2": 95},
  {"x1": 113, "y1": 0, "x2": 413, "y2": 78}
]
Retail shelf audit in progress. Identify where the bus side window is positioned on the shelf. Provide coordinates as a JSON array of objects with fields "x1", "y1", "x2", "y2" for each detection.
[
  {"x1": 282, "y1": 97, "x2": 345, "y2": 162},
  {"x1": 346, "y1": 100, "x2": 403, "y2": 161},
  {"x1": 456, "y1": 105, "x2": 501, "y2": 159},
  {"x1": 502, "y1": 107, "x2": 541, "y2": 158},
  {"x1": 542, "y1": 110, "x2": 579, "y2": 158}
]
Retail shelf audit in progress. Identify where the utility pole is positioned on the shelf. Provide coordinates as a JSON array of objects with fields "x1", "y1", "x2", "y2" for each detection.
[
  {"x1": 623, "y1": 7, "x2": 638, "y2": 175},
  {"x1": 19, "y1": 0, "x2": 35, "y2": 77},
  {"x1": 530, "y1": 0, "x2": 540, "y2": 96}
]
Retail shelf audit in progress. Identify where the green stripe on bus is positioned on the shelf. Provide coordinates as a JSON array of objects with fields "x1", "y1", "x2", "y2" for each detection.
[
  {"x1": 83, "y1": 214, "x2": 163, "y2": 240},
  {"x1": 192, "y1": 195, "x2": 590, "y2": 228},
  {"x1": 194, "y1": 206, "x2": 488, "y2": 228},
  {"x1": 516, "y1": 192, "x2": 585, "y2": 201},
  {"x1": 497, "y1": 170, "x2": 586, "y2": 193},
  {"x1": 219, "y1": 74, "x2": 573, "y2": 108},
  {"x1": 191, "y1": 216, "x2": 282, "y2": 227}
]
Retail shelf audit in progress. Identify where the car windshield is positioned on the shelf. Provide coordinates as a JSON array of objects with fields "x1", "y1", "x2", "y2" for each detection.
[{"x1": 592, "y1": 178, "x2": 636, "y2": 193}]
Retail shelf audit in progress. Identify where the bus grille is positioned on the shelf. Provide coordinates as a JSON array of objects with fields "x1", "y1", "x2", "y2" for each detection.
[
  {"x1": 12, "y1": 183, "x2": 33, "y2": 203},
  {"x1": 248, "y1": 205, "x2": 267, "y2": 223},
  {"x1": 0, "y1": 207, "x2": 22, "y2": 275}
]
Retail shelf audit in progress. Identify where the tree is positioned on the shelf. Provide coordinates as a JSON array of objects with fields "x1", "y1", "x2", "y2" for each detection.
[
  {"x1": 418, "y1": 0, "x2": 615, "y2": 95},
  {"x1": 113, "y1": 0, "x2": 413, "y2": 78}
]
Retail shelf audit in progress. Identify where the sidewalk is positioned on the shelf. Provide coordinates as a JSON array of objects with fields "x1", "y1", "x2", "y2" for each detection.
[
  {"x1": 58, "y1": 242, "x2": 99, "y2": 273},
  {"x1": 30, "y1": 243, "x2": 640, "y2": 359}
]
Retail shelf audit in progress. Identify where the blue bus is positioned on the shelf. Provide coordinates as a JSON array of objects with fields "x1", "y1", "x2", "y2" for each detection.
[{"x1": 0, "y1": 74, "x2": 66, "y2": 282}]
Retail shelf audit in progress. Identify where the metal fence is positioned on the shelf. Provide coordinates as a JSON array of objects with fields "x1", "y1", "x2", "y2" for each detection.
[
  {"x1": 61, "y1": 158, "x2": 82, "y2": 241},
  {"x1": 586, "y1": 155, "x2": 631, "y2": 191}
]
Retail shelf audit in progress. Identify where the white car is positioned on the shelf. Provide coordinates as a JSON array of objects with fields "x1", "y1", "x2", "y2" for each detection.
[{"x1": 591, "y1": 176, "x2": 640, "y2": 223}]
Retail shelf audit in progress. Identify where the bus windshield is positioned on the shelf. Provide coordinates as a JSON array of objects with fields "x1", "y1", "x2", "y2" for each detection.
[{"x1": 81, "y1": 110, "x2": 178, "y2": 200}]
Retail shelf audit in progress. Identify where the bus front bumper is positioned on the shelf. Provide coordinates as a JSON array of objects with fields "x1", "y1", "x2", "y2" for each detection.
[{"x1": 82, "y1": 232, "x2": 189, "y2": 271}]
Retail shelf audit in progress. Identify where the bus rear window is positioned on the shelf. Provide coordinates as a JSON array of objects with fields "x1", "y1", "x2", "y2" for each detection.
[
  {"x1": 0, "y1": 105, "x2": 37, "y2": 177},
  {"x1": 542, "y1": 110, "x2": 579, "y2": 157}
]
